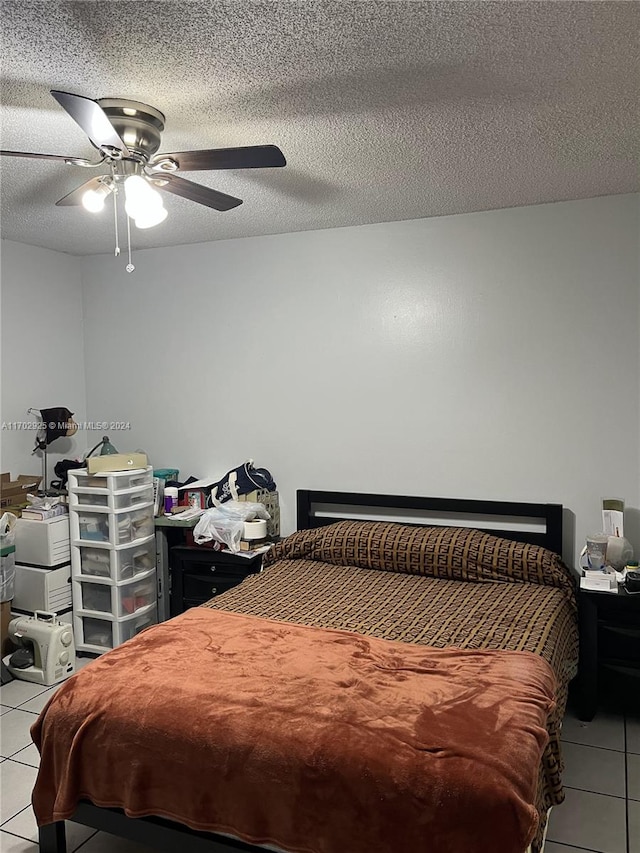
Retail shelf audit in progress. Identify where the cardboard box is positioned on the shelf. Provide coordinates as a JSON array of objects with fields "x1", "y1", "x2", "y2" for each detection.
[
  {"x1": 0, "y1": 473, "x2": 42, "y2": 508},
  {"x1": 87, "y1": 453, "x2": 148, "y2": 474}
]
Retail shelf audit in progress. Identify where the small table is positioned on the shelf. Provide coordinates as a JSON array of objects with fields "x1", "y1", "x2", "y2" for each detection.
[
  {"x1": 154, "y1": 515, "x2": 200, "y2": 621},
  {"x1": 577, "y1": 580, "x2": 640, "y2": 721}
]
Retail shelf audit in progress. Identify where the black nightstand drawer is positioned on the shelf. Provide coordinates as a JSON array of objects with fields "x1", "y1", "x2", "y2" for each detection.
[
  {"x1": 599, "y1": 624, "x2": 640, "y2": 664},
  {"x1": 183, "y1": 572, "x2": 243, "y2": 601},
  {"x1": 180, "y1": 559, "x2": 248, "y2": 579},
  {"x1": 173, "y1": 546, "x2": 261, "y2": 569},
  {"x1": 170, "y1": 546, "x2": 262, "y2": 617}
]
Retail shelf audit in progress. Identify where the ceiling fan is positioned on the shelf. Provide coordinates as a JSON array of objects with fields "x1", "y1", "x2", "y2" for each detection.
[{"x1": 0, "y1": 90, "x2": 286, "y2": 268}]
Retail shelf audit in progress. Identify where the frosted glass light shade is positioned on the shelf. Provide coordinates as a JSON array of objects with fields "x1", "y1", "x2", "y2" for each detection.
[
  {"x1": 82, "y1": 184, "x2": 111, "y2": 212},
  {"x1": 134, "y1": 206, "x2": 168, "y2": 229}
]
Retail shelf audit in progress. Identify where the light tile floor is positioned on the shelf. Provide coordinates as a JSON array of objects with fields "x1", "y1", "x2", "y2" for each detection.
[{"x1": 1, "y1": 667, "x2": 638, "y2": 853}]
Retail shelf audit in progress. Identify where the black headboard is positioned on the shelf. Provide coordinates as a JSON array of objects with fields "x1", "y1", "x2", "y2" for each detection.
[{"x1": 296, "y1": 491, "x2": 564, "y2": 556}]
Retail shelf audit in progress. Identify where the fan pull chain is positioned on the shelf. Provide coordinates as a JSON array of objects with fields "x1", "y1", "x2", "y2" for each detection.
[
  {"x1": 113, "y1": 188, "x2": 120, "y2": 257},
  {"x1": 126, "y1": 215, "x2": 135, "y2": 273}
]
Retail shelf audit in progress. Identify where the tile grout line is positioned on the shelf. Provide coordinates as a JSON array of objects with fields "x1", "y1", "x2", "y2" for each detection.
[
  {"x1": 0, "y1": 803, "x2": 37, "y2": 843},
  {"x1": 5, "y1": 757, "x2": 39, "y2": 770},
  {"x1": 562, "y1": 738, "x2": 628, "y2": 755},
  {"x1": 562, "y1": 784, "x2": 626, "y2": 801},
  {"x1": 0, "y1": 803, "x2": 32, "y2": 828},
  {"x1": 1, "y1": 828, "x2": 40, "y2": 844},
  {"x1": 0, "y1": 703, "x2": 41, "y2": 711},
  {"x1": 0, "y1": 801, "x2": 35, "y2": 830}
]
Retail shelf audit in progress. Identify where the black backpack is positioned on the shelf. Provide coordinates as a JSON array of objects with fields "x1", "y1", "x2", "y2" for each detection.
[{"x1": 208, "y1": 461, "x2": 276, "y2": 506}]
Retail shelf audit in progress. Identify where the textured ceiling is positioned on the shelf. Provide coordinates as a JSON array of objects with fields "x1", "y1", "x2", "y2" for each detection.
[{"x1": 0, "y1": 1, "x2": 638, "y2": 256}]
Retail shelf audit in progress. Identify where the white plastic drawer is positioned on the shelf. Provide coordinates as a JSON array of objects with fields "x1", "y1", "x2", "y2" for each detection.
[
  {"x1": 79, "y1": 615, "x2": 113, "y2": 650},
  {"x1": 78, "y1": 581, "x2": 112, "y2": 613},
  {"x1": 77, "y1": 537, "x2": 155, "y2": 581},
  {"x1": 77, "y1": 511, "x2": 111, "y2": 543},
  {"x1": 77, "y1": 507, "x2": 153, "y2": 546},
  {"x1": 70, "y1": 472, "x2": 109, "y2": 489},
  {"x1": 118, "y1": 577, "x2": 155, "y2": 616},
  {"x1": 77, "y1": 546, "x2": 111, "y2": 578},
  {"x1": 71, "y1": 490, "x2": 110, "y2": 508},
  {"x1": 120, "y1": 606, "x2": 157, "y2": 643},
  {"x1": 70, "y1": 468, "x2": 153, "y2": 491},
  {"x1": 71, "y1": 485, "x2": 154, "y2": 511},
  {"x1": 114, "y1": 469, "x2": 153, "y2": 490},
  {"x1": 129, "y1": 508, "x2": 154, "y2": 541}
]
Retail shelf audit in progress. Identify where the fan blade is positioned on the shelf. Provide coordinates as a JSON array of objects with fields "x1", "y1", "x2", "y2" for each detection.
[
  {"x1": 51, "y1": 90, "x2": 130, "y2": 157},
  {"x1": 55, "y1": 176, "x2": 109, "y2": 206},
  {"x1": 150, "y1": 174, "x2": 242, "y2": 211},
  {"x1": 0, "y1": 150, "x2": 98, "y2": 166},
  {"x1": 150, "y1": 145, "x2": 286, "y2": 172}
]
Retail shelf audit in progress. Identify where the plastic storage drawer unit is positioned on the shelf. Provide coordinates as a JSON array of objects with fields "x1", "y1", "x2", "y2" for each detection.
[{"x1": 68, "y1": 467, "x2": 158, "y2": 654}]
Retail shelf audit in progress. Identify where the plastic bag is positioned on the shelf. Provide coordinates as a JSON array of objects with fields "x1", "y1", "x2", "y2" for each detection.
[
  {"x1": 193, "y1": 501, "x2": 270, "y2": 552},
  {"x1": 0, "y1": 512, "x2": 18, "y2": 602}
]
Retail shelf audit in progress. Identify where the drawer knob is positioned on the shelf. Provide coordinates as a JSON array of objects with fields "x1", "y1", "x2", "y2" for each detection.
[
  {"x1": 211, "y1": 587, "x2": 217, "y2": 595},
  {"x1": 209, "y1": 566, "x2": 216, "y2": 573}
]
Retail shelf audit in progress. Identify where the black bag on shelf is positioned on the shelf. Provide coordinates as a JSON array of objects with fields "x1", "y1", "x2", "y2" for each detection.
[{"x1": 208, "y1": 461, "x2": 276, "y2": 506}]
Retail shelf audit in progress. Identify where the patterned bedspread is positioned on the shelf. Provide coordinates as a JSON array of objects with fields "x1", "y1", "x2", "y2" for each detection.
[{"x1": 204, "y1": 543, "x2": 578, "y2": 852}]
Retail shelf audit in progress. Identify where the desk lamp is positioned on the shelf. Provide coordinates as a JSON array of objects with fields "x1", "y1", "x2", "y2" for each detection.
[
  {"x1": 28, "y1": 407, "x2": 77, "y2": 495},
  {"x1": 87, "y1": 436, "x2": 119, "y2": 457}
]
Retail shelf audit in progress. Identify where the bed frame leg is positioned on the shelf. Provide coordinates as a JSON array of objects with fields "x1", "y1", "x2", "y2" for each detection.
[{"x1": 39, "y1": 821, "x2": 67, "y2": 853}]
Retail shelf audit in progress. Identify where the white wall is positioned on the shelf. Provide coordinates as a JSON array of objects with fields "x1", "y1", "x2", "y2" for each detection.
[
  {"x1": 79, "y1": 194, "x2": 640, "y2": 558},
  {"x1": 0, "y1": 240, "x2": 87, "y2": 485}
]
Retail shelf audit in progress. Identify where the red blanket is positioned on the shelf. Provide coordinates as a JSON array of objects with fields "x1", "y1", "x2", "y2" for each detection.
[{"x1": 32, "y1": 608, "x2": 555, "y2": 853}]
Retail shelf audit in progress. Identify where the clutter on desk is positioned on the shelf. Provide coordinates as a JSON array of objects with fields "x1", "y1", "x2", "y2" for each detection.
[
  {"x1": 580, "y1": 571, "x2": 618, "y2": 593},
  {"x1": 164, "y1": 486, "x2": 179, "y2": 514},
  {"x1": 578, "y1": 498, "x2": 635, "y2": 593},
  {"x1": 625, "y1": 567, "x2": 640, "y2": 593},
  {"x1": 168, "y1": 505, "x2": 204, "y2": 521},
  {"x1": 208, "y1": 460, "x2": 276, "y2": 506},
  {"x1": 21, "y1": 493, "x2": 68, "y2": 521},
  {"x1": 20, "y1": 503, "x2": 67, "y2": 522},
  {"x1": 193, "y1": 500, "x2": 271, "y2": 553},
  {"x1": 152, "y1": 469, "x2": 179, "y2": 517},
  {"x1": 175, "y1": 460, "x2": 280, "y2": 537}
]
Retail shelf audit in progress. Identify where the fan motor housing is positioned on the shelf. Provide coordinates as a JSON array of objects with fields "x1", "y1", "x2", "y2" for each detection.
[{"x1": 97, "y1": 99, "x2": 165, "y2": 162}]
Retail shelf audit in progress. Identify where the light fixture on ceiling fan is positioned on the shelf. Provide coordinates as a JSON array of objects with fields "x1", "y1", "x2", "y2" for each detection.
[{"x1": 1, "y1": 90, "x2": 287, "y2": 272}]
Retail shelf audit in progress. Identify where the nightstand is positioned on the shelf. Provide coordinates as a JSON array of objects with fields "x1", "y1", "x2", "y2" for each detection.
[
  {"x1": 169, "y1": 546, "x2": 263, "y2": 616},
  {"x1": 577, "y1": 582, "x2": 640, "y2": 721}
]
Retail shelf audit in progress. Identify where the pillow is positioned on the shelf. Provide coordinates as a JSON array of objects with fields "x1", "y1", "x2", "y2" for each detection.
[{"x1": 265, "y1": 520, "x2": 576, "y2": 606}]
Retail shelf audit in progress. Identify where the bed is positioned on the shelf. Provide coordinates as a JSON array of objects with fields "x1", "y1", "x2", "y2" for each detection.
[{"x1": 33, "y1": 491, "x2": 578, "y2": 853}]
